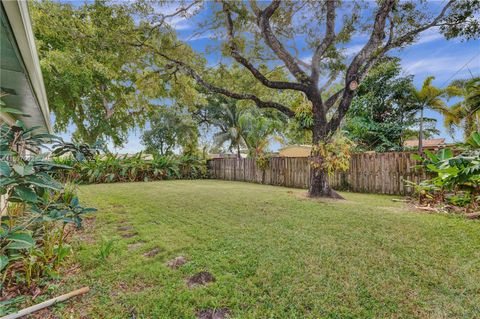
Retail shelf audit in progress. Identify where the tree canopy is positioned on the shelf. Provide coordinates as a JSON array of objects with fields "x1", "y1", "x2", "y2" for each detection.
[
  {"x1": 344, "y1": 58, "x2": 419, "y2": 152},
  {"x1": 141, "y1": 107, "x2": 198, "y2": 156},
  {"x1": 31, "y1": 0, "x2": 480, "y2": 198},
  {"x1": 149, "y1": 0, "x2": 478, "y2": 197}
]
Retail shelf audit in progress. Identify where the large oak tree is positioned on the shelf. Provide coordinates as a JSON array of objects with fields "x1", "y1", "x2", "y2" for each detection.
[{"x1": 150, "y1": 0, "x2": 479, "y2": 198}]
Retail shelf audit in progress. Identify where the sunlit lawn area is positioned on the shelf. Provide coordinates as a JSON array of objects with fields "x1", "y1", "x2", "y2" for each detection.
[{"x1": 45, "y1": 180, "x2": 479, "y2": 318}]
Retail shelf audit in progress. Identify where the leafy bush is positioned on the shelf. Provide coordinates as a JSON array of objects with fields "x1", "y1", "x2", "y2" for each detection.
[
  {"x1": 54, "y1": 152, "x2": 207, "y2": 184},
  {"x1": 410, "y1": 132, "x2": 480, "y2": 213},
  {"x1": 0, "y1": 115, "x2": 96, "y2": 294}
]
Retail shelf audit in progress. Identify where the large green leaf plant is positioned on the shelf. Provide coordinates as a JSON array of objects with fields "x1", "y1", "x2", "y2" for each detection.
[
  {"x1": 0, "y1": 111, "x2": 96, "y2": 292},
  {"x1": 411, "y1": 132, "x2": 480, "y2": 212}
]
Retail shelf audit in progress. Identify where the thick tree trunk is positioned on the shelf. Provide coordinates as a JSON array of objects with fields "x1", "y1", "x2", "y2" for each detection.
[
  {"x1": 307, "y1": 101, "x2": 344, "y2": 199},
  {"x1": 308, "y1": 162, "x2": 343, "y2": 199}
]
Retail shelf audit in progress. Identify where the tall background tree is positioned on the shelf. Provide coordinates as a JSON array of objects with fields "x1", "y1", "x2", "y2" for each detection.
[
  {"x1": 410, "y1": 77, "x2": 450, "y2": 152},
  {"x1": 344, "y1": 57, "x2": 419, "y2": 152},
  {"x1": 31, "y1": 1, "x2": 150, "y2": 145},
  {"x1": 141, "y1": 107, "x2": 198, "y2": 156},
  {"x1": 149, "y1": 0, "x2": 479, "y2": 197},
  {"x1": 31, "y1": 0, "x2": 200, "y2": 146},
  {"x1": 445, "y1": 77, "x2": 480, "y2": 138}
]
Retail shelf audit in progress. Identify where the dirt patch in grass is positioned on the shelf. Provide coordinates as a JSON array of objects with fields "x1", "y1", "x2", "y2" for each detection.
[
  {"x1": 111, "y1": 281, "x2": 154, "y2": 298},
  {"x1": 196, "y1": 308, "x2": 230, "y2": 319},
  {"x1": 187, "y1": 271, "x2": 216, "y2": 288},
  {"x1": 293, "y1": 192, "x2": 353, "y2": 204},
  {"x1": 120, "y1": 232, "x2": 138, "y2": 238},
  {"x1": 127, "y1": 241, "x2": 145, "y2": 251},
  {"x1": 117, "y1": 225, "x2": 133, "y2": 231},
  {"x1": 166, "y1": 256, "x2": 187, "y2": 269},
  {"x1": 143, "y1": 247, "x2": 163, "y2": 257}
]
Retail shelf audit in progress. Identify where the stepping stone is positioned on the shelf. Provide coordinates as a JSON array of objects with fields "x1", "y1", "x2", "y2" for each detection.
[
  {"x1": 127, "y1": 241, "x2": 145, "y2": 251},
  {"x1": 187, "y1": 271, "x2": 215, "y2": 288},
  {"x1": 196, "y1": 308, "x2": 230, "y2": 319},
  {"x1": 143, "y1": 247, "x2": 163, "y2": 257},
  {"x1": 166, "y1": 256, "x2": 187, "y2": 269},
  {"x1": 121, "y1": 232, "x2": 138, "y2": 238}
]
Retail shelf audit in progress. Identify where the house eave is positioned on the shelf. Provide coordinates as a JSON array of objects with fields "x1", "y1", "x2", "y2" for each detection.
[{"x1": 1, "y1": 0, "x2": 51, "y2": 133}]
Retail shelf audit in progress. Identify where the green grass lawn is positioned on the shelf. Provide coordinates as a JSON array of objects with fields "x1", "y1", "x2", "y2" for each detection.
[{"x1": 47, "y1": 180, "x2": 479, "y2": 318}]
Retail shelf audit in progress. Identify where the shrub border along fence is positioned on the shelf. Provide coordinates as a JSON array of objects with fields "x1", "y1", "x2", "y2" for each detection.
[{"x1": 208, "y1": 152, "x2": 430, "y2": 195}]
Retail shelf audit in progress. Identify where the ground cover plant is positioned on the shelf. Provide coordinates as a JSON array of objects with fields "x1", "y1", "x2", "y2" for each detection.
[{"x1": 28, "y1": 180, "x2": 480, "y2": 318}]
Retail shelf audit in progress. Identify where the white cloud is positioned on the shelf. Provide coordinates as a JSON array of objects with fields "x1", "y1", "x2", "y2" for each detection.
[
  {"x1": 301, "y1": 55, "x2": 312, "y2": 64},
  {"x1": 166, "y1": 16, "x2": 192, "y2": 31},
  {"x1": 402, "y1": 56, "x2": 470, "y2": 74},
  {"x1": 183, "y1": 31, "x2": 220, "y2": 42},
  {"x1": 343, "y1": 44, "x2": 364, "y2": 56},
  {"x1": 415, "y1": 27, "x2": 444, "y2": 45},
  {"x1": 162, "y1": 2, "x2": 201, "y2": 31}
]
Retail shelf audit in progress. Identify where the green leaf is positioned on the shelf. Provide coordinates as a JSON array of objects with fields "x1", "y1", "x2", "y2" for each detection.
[
  {"x1": 12, "y1": 186, "x2": 38, "y2": 203},
  {"x1": 0, "y1": 255, "x2": 8, "y2": 271},
  {"x1": 410, "y1": 154, "x2": 423, "y2": 162},
  {"x1": 467, "y1": 132, "x2": 480, "y2": 148},
  {"x1": 6, "y1": 232, "x2": 35, "y2": 250},
  {"x1": 0, "y1": 150, "x2": 15, "y2": 156},
  {"x1": 0, "y1": 177, "x2": 15, "y2": 187},
  {"x1": 12, "y1": 164, "x2": 25, "y2": 176},
  {"x1": 0, "y1": 107, "x2": 30, "y2": 116},
  {"x1": 424, "y1": 150, "x2": 439, "y2": 162},
  {"x1": 0, "y1": 161, "x2": 11, "y2": 176},
  {"x1": 24, "y1": 175, "x2": 63, "y2": 190},
  {"x1": 437, "y1": 148, "x2": 453, "y2": 160}
]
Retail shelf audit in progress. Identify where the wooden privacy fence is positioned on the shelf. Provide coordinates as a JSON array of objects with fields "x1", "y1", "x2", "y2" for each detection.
[{"x1": 207, "y1": 152, "x2": 429, "y2": 195}]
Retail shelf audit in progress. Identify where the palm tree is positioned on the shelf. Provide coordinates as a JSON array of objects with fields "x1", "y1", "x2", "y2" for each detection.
[
  {"x1": 445, "y1": 77, "x2": 480, "y2": 138},
  {"x1": 410, "y1": 76, "x2": 449, "y2": 152},
  {"x1": 239, "y1": 113, "x2": 283, "y2": 158},
  {"x1": 212, "y1": 102, "x2": 246, "y2": 158}
]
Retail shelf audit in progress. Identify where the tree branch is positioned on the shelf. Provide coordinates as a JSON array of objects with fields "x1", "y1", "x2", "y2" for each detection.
[
  {"x1": 141, "y1": 0, "x2": 202, "y2": 44},
  {"x1": 156, "y1": 51, "x2": 295, "y2": 118},
  {"x1": 311, "y1": 0, "x2": 336, "y2": 83},
  {"x1": 324, "y1": 87, "x2": 344, "y2": 111},
  {"x1": 387, "y1": 0, "x2": 454, "y2": 49},
  {"x1": 327, "y1": 0, "x2": 396, "y2": 134},
  {"x1": 253, "y1": 0, "x2": 310, "y2": 83},
  {"x1": 222, "y1": 2, "x2": 308, "y2": 92},
  {"x1": 319, "y1": 69, "x2": 340, "y2": 94}
]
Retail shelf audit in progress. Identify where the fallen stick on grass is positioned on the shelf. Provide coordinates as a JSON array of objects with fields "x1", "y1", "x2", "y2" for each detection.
[{"x1": 2, "y1": 286, "x2": 90, "y2": 319}]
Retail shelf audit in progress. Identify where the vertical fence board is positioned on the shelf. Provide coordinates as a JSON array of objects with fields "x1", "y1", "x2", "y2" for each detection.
[{"x1": 208, "y1": 151, "x2": 426, "y2": 195}]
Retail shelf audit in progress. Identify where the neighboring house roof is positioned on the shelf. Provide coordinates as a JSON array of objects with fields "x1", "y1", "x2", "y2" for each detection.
[
  {"x1": 280, "y1": 144, "x2": 312, "y2": 150},
  {"x1": 403, "y1": 138, "x2": 446, "y2": 148},
  {"x1": 0, "y1": 1, "x2": 51, "y2": 132},
  {"x1": 279, "y1": 145, "x2": 312, "y2": 157}
]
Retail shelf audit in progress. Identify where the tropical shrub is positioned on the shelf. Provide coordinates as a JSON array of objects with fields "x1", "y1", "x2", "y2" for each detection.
[
  {"x1": 410, "y1": 132, "x2": 480, "y2": 213},
  {"x1": 0, "y1": 113, "x2": 96, "y2": 297},
  {"x1": 54, "y1": 153, "x2": 207, "y2": 184},
  {"x1": 310, "y1": 134, "x2": 354, "y2": 177}
]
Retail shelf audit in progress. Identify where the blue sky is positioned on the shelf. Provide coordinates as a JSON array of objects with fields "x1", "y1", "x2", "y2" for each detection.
[{"x1": 54, "y1": 1, "x2": 480, "y2": 153}]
